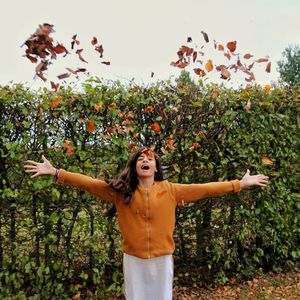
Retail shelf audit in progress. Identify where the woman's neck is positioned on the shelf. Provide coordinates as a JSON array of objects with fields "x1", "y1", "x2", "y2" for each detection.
[{"x1": 138, "y1": 177, "x2": 154, "y2": 189}]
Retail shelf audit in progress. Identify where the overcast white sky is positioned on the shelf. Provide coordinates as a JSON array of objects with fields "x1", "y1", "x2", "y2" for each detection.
[{"x1": 1, "y1": 0, "x2": 299, "y2": 89}]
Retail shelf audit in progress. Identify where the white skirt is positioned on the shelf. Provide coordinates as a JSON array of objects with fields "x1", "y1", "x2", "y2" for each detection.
[{"x1": 123, "y1": 253, "x2": 174, "y2": 300}]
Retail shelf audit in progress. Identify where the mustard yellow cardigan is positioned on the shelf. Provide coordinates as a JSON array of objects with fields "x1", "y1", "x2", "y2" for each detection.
[{"x1": 57, "y1": 169, "x2": 241, "y2": 259}]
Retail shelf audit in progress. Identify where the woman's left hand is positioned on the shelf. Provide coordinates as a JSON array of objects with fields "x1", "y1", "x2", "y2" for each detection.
[{"x1": 240, "y1": 169, "x2": 269, "y2": 189}]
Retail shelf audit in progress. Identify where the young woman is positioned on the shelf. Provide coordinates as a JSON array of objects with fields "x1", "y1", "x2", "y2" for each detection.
[{"x1": 24, "y1": 147, "x2": 269, "y2": 300}]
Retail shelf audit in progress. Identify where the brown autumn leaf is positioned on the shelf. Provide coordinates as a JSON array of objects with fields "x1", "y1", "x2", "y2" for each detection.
[
  {"x1": 227, "y1": 41, "x2": 237, "y2": 52},
  {"x1": 87, "y1": 120, "x2": 95, "y2": 133},
  {"x1": 108, "y1": 103, "x2": 117, "y2": 110},
  {"x1": 211, "y1": 90, "x2": 219, "y2": 100},
  {"x1": 265, "y1": 84, "x2": 271, "y2": 92},
  {"x1": 246, "y1": 99, "x2": 251, "y2": 111},
  {"x1": 187, "y1": 37, "x2": 192, "y2": 43},
  {"x1": 101, "y1": 61, "x2": 111, "y2": 65},
  {"x1": 224, "y1": 52, "x2": 231, "y2": 60},
  {"x1": 194, "y1": 68, "x2": 206, "y2": 77},
  {"x1": 75, "y1": 49, "x2": 88, "y2": 63},
  {"x1": 53, "y1": 43, "x2": 68, "y2": 55},
  {"x1": 167, "y1": 139, "x2": 175, "y2": 152},
  {"x1": 262, "y1": 155, "x2": 273, "y2": 165},
  {"x1": 49, "y1": 96, "x2": 62, "y2": 109},
  {"x1": 25, "y1": 54, "x2": 38, "y2": 63},
  {"x1": 221, "y1": 68, "x2": 231, "y2": 80},
  {"x1": 217, "y1": 44, "x2": 224, "y2": 51},
  {"x1": 193, "y1": 51, "x2": 197, "y2": 63},
  {"x1": 205, "y1": 60, "x2": 213, "y2": 72},
  {"x1": 66, "y1": 146, "x2": 75, "y2": 156},
  {"x1": 57, "y1": 73, "x2": 70, "y2": 80},
  {"x1": 266, "y1": 62, "x2": 271, "y2": 73},
  {"x1": 175, "y1": 61, "x2": 188, "y2": 69},
  {"x1": 71, "y1": 34, "x2": 80, "y2": 50},
  {"x1": 150, "y1": 123, "x2": 161, "y2": 133},
  {"x1": 95, "y1": 44, "x2": 104, "y2": 58},
  {"x1": 244, "y1": 53, "x2": 253, "y2": 59},
  {"x1": 145, "y1": 105, "x2": 154, "y2": 113},
  {"x1": 201, "y1": 31, "x2": 209, "y2": 43},
  {"x1": 91, "y1": 37, "x2": 97, "y2": 46},
  {"x1": 50, "y1": 81, "x2": 59, "y2": 91},
  {"x1": 151, "y1": 71, "x2": 154, "y2": 78},
  {"x1": 179, "y1": 45, "x2": 193, "y2": 56},
  {"x1": 256, "y1": 58, "x2": 269, "y2": 63},
  {"x1": 66, "y1": 67, "x2": 77, "y2": 75}
]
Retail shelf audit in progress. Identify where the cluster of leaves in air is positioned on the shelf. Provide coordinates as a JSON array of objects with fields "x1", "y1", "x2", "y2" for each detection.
[
  {"x1": 22, "y1": 23, "x2": 110, "y2": 90},
  {"x1": 171, "y1": 31, "x2": 271, "y2": 83}
]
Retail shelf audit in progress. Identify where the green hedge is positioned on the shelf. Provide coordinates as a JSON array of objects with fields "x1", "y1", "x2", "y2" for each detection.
[{"x1": 0, "y1": 79, "x2": 299, "y2": 299}]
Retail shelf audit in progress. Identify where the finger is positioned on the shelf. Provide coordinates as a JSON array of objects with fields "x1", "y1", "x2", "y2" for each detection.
[
  {"x1": 24, "y1": 165, "x2": 37, "y2": 169},
  {"x1": 31, "y1": 173, "x2": 40, "y2": 178},
  {"x1": 247, "y1": 169, "x2": 250, "y2": 175},
  {"x1": 24, "y1": 160, "x2": 39, "y2": 165},
  {"x1": 42, "y1": 155, "x2": 49, "y2": 163},
  {"x1": 25, "y1": 169, "x2": 37, "y2": 173}
]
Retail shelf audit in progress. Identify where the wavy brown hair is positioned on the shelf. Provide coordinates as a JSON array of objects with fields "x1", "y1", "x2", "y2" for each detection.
[{"x1": 106, "y1": 147, "x2": 164, "y2": 204}]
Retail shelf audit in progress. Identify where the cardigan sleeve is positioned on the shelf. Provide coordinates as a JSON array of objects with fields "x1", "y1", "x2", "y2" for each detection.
[
  {"x1": 56, "y1": 169, "x2": 117, "y2": 203},
  {"x1": 169, "y1": 180, "x2": 241, "y2": 204}
]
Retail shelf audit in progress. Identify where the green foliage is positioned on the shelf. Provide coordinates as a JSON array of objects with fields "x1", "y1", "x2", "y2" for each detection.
[
  {"x1": 0, "y1": 80, "x2": 299, "y2": 298},
  {"x1": 277, "y1": 44, "x2": 300, "y2": 87}
]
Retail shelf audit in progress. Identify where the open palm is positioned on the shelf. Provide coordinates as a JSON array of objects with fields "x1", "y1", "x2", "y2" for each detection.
[
  {"x1": 24, "y1": 155, "x2": 56, "y2": 178},
  {"x1": 240, "y1": 169, "x2": 269, "y2": 188}
]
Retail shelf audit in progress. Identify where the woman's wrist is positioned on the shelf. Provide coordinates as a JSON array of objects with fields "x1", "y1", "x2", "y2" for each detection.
[
  {"x1": 239, "y1": 179, "x2": 246, "y2": 190},
  {"x1": 50, "y1": 166, "x2": 57, "y2": 176}
]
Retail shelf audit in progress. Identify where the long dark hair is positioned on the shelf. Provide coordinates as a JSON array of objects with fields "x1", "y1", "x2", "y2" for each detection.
[{"x1": 106, "y1": 147, "x2": 164, "y2": 204}]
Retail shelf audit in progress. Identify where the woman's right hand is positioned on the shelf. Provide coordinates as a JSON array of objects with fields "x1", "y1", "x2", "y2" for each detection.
[{"x1": 24, "y1": 155, "x2": 57, "y2": 178}]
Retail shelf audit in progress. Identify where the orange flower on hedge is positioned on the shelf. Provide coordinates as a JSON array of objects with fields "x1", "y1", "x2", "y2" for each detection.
[
  {"x1": 145, "y1": 105, "x2": 154, "y2": 113},
  {"x1": 150, "y1": 122, "x2": 161, "y2": 133},
  {"x1": 265, "y1": 84, "x2": 271, "y2": 93},
  {"x1": 108, "y1": 103, "x2": 117, "y2": 110},
  {"x1": 87, "y1": 120, "x2": 95, "y2": 133}
]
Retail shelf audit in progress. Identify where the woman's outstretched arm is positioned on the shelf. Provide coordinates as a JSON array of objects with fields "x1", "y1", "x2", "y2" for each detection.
[
  {"x1": 24, "y1": 156, "x2": 117, "y2": 203},
  {"x1": 170, "y1": 169, "x2": 269, "y2": 204}
]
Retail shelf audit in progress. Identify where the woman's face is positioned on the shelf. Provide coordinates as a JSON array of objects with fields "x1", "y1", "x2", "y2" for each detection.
[{"x1": 135, "y1": 150, "x2": 157, "y2": 179}]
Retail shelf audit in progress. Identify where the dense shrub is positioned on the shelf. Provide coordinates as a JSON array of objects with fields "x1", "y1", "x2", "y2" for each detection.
[{"x1": 0, "y1": 79, "x2": 299, "y2": 298}]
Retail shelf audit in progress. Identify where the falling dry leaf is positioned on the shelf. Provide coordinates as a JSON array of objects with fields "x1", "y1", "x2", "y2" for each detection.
[
  {"x1": 266, "y1": 62, "x2": 271, "y2": 73},
  {"x1": 57, "y1": 73, "x2": 70, "y2": 80},
  {"x1": 262, "y1": 155, "x2": 273, "y2": 165},
  {"x1": 265, "y1": 84, "x2": 271, "y2": 92},
  {"x1": 87, "y1": 120, "x2": 95, "y2": 133},
  {"x1": 227, "y1": 41, "x2": 237, "y2": 52},
  {"x1": 194, "y1": 68, "x2": 206, "y2": 77},
  {"x1": 256, "y1": 58, "x2": 269, "y2": 63},
  {"x1": 201, "y1": 31, "x2": 209, "y2": 43},
  {"x1": 244, "y1": 53, "x2": 253, "y2": 59},
  {"x1": 50, "y1": 81, "x2": 59, "y2": 91},
  {"x1": 246, "y1": 99, "x2": 251, "y2": 111},
  {"x1": 75, "y1": 49, "x2": 88, "y2": 63},
  {"x1": 91, "y1": 37, "x2": 97, "y2": 46},
  {"x1": 150, "y1": 123, "x2": 161, "y2": 133},
  {"x1": 50, "y1": 96, "x2": 62, "y2": 109},
  {"x1": 205, "y1": 60, "x2": 213, "y2": 72}
]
